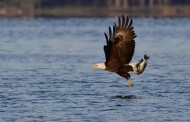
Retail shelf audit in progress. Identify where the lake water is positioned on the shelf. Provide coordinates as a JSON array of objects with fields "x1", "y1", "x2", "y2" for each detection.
[{"x1": 0, "y1": 17, "x2": 189, "y2": 121}]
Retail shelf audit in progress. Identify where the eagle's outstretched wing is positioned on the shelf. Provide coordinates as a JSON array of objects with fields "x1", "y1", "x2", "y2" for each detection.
[{"x1": 104, "y1": 15, "x2": 136, "y2": 72}]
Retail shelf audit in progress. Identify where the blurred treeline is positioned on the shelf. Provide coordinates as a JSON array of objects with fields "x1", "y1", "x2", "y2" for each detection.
[{"x1": 0, "y1": 0, "x2": 190, "y2": 18}]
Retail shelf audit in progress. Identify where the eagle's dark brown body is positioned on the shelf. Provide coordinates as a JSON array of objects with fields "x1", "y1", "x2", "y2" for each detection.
[{"x1": 104, "y1": 15, "x2": 136, "y2": 81}]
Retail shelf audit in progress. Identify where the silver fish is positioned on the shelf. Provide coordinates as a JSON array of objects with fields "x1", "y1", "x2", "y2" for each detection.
[{"x1": 134, "y1": 55, "x2": 149, "y2": 75}]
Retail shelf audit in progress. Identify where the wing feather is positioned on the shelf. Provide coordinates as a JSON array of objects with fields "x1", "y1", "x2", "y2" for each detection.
[
  {"x1": 124, "y1": 16, "x2": 129, "y2": 28},
  {"x1": 118, "y1": 16, "x2": 121, "y2": 28},
  {"x1": 103, "y1": 15, "x2": 136, "y2": 71},
  {"x1": 122, "y1": 15, "x2": 125, "y2": 27}
]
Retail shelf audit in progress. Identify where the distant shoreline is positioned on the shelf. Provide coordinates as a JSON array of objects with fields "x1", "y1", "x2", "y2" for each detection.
[{"x1": 0, "y1": 6, "x2": 189, "y2": 18}]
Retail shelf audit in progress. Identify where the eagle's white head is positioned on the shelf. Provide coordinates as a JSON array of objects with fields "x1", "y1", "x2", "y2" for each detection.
[{"x1": 92, "y1": 63, "x2": 106, "y2": 70}]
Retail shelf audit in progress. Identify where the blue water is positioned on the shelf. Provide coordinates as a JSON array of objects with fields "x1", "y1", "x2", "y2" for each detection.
[{"x1": 0, "y1": 17, "x2": 189, "y2": 121}]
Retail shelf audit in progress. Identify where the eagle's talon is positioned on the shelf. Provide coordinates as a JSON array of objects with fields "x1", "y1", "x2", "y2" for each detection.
[{"x1": 128, "y1": 80, "x2": 134, "y2": 86}]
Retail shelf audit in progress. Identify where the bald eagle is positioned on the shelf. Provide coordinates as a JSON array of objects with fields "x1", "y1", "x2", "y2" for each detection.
[{"x1": 92, "y1": 15, "x2": 149, "y2": 86}]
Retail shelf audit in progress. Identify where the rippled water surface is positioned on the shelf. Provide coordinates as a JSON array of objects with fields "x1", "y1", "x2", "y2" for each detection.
[{"x1": 0, "y1": 17, "x2": 190, "y2": 121}]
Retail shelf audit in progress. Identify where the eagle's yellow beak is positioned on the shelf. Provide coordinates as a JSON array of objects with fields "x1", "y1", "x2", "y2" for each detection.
[{"x1": 92, "y1": 64, "x2": 97, "y2": 69}]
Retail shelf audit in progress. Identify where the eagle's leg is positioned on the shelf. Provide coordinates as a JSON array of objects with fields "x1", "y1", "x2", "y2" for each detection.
[
  {"x1": 117, "y1": 72, "x2": 133, "y2": 86},
  {"x1": 122, "y1": 73, "x2": 134, "y2": 86},
  {"x1": 128, "y1": 80, "x2": 133, "y2": 86},
  {"x1": 127, "y1": 79, "x2": 133, "y2": 86}
]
